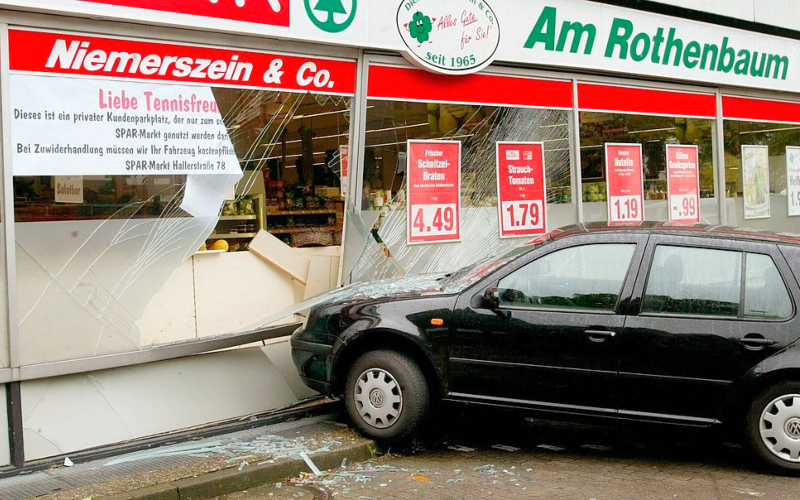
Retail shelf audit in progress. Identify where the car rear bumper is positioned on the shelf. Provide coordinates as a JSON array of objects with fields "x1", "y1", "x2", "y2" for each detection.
[{"x1": 291, "y1": 337, "x2": 334, "y2": 396}]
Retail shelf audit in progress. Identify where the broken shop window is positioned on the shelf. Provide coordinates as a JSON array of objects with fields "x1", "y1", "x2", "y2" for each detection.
[{"x1": 11, "y1": 74, "x2": 351, "y2": 365}]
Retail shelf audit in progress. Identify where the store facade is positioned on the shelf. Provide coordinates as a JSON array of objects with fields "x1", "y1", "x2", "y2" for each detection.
[{"x1": 0, "y1": 0, "x2": 799, "y2": 468}]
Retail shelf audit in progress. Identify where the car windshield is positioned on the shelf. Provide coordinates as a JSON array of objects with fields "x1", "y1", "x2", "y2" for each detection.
[{"x1": 441, "y1": 238, "x2": 548, "y2": 292}]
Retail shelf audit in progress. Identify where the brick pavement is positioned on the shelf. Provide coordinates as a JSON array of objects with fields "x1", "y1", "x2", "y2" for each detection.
[{"x1": 215, "y1": 414, "x2": 800, "y2": 500}]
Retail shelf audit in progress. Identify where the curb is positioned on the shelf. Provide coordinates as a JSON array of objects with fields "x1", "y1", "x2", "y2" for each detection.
[{"x1": 103, "y1": 440, "x2": 375, "y2": 500}]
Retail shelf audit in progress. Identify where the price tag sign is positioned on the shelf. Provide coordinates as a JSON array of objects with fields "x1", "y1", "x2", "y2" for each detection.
[
  {"x1": 787, "y1": 147, "x2": 800, "y2": 217},
  {"x1": 496, "y1": 142, "x2": 547, "y2": 238},
  {"x1": 407, "y1": 140, "x2": 461, "y2": 244},
  {"x1": 666, "y1": 145, "x2": 701, "y2": 223},
  {"x1": 605, "y1": 143, "x2": 644, "y2": 224}
]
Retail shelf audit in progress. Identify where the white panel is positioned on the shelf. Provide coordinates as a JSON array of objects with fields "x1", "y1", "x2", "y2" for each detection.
[
  {"x1": 0, "y1": 223, "x2": 8, "y2": 369},
  {"x1": 193, "y1": 252, "x2": 297, "y2": 337},
  {"x1": 755, "y1": 0, "x2": 800, "y2": 33},
  {"x1": 0, "y1": 385, "x2": 9, "y2": 466},
  {"x1": 22, "y1": 345, "x2": 301, "y2": 460},
  {"x1": 648, "y1": 0, "x2": 755, "y2": 21},
  {"x1": 136, "y1": 259, "x2": 197, "y2": 346}
]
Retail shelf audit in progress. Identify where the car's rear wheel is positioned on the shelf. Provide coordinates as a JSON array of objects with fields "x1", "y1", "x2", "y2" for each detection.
[
  {"x1": 746, "y1": 381, "x2": 800, "y2": 474},
  {"x1": 344, "y1": 350, "x2": 429, "y2": 442}
]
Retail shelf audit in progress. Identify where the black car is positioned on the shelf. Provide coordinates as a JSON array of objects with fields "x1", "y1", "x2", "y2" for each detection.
[{"x1": 291, "y1": 222, "x2": 800, "y2": 472}]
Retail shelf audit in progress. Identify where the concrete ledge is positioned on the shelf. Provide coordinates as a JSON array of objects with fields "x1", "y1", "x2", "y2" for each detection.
[{"x1": 103, "y1": 440, "x2": 374, "y2": 500}]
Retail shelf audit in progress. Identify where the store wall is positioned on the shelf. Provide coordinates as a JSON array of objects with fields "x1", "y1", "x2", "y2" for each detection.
[
  {"x1": 652, "y1": 0, "x2": 800, "y2": 32},
  {"x1": 21, "y1": 342, "x2": 316, "y2": 461},
  {"x1": 1, "y1": 384, "x2": 9, "y2": 466}
]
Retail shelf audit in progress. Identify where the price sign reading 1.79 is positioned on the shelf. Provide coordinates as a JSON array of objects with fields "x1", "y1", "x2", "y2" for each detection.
[
  {"x1": 496, "y1": 142, "x2": 548, "y2": 238},
  {"x1": 605, "y1": 143, "x2": 644, "y2": 225},
  {"x1": 406, "y1": 140, "x2": 462, "y2": 244}
]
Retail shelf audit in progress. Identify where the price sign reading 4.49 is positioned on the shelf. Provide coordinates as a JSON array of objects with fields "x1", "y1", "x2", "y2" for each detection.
[
  {"x1": 605, "y1": 143, "x2": 645, "y2": 224},
  {"x1": 496, "y1": 142, "x2": 547, "y2": 238},
  {"x1": 666, "y1": 145, "x2": 701, "y2": 223},
  {"x1": 407, "y1": 140, "x2": 461, "y2": 244}
]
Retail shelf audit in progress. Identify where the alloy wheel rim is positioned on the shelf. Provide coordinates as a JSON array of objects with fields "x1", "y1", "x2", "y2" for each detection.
[
  {"x1": 353, "y1": 368, "x2": 403, "y2": 429},
  {"x1": 759, "y1": 393, "x2": 800, "y2": 463}
]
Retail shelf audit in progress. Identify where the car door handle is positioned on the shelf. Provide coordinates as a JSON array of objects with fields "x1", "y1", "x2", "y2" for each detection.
[
  {"x1": 586, "y1": 330, "x2": 616, "y2": 342},
  {"x1": 739, "y1": 335, "x2": 777, "y2": 348}
]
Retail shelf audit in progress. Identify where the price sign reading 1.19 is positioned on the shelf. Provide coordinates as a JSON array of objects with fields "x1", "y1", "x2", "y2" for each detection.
[
  {"x1": 666, "y1": 145, "x2": 701, "y2": 223},
  {"x1": 605, "y1": 143, "x2": 645, "y2": 224},
  {"x1": 496, "y1": 142, "x2": 548, "y2": 238},
  {"x1": 407, "y1": 140, "x2": 461, "y2": 244}
]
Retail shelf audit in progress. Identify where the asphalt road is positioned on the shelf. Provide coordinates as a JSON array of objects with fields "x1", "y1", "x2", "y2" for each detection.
[{"x1": 214, "y1": 406, "x2": 800, "y2": 500}]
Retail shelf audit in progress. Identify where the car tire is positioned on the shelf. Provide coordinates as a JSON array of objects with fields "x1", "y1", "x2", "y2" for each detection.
[
  {"x1": 745, "y1": 381, "x2": 800, "y2": 474},
  {"x1": 344, "y1": 350, "x2": 429, "y2": 442}
]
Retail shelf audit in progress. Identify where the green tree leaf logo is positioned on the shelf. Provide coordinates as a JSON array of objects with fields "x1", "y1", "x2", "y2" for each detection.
[
  {"x1": 305, "y1": 0, "x2": 357, "y2": 33},
  {"x1": 409, "y1": 11, "x2": 433, "y2": 45}
]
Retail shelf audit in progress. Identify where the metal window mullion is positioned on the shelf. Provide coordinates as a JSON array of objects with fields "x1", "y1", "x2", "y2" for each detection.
[
  {"x1": 715, "y1": 90, "x2": 728, "y2": 226},
  {"x1": 572, "y1": 79, "x2": 584, "y2": 224}
]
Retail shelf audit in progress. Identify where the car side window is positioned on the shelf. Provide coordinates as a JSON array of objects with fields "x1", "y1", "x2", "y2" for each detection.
[
  {"x1": 641, "y1": 246, "x2": 742, "y2": 317},
  {"x1": 498, "y1": 244, "x2": 636, "y2": 311},
  {"x1": 744, "y1": 253, "x2": 792, "y2": 320}
]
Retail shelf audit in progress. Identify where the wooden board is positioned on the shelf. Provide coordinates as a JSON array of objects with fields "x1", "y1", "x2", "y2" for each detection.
[{"x1": 248, "y1": 230, "x2": 310, "y2": 285}]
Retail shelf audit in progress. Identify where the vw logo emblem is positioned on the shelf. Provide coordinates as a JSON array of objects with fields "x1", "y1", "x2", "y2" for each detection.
[
  {"x1": 786, "y1": 418, "x2": 800, "y2": 438},
  {"x1": 369, "y1": 389, "x2": 385, "y2": 408}
]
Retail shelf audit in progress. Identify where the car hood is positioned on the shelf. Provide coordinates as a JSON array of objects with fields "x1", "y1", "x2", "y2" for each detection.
[{"x1": 314, "y1": 272, "x2": 450, "y2": 306}]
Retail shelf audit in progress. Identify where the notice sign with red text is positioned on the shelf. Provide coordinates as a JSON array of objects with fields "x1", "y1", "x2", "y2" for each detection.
[
  {"x1": 605, "y1": 143, "x2": 644, "y2": 224},
  {"x1": 666, "y1": 145, "x2": 701, "y2": 223},
  {"x1": 496, "y1": 142, "x2": 547, "y2": 238},
  {"x1": 407, "y1": 141, "x2": 461, "y2": 245}
]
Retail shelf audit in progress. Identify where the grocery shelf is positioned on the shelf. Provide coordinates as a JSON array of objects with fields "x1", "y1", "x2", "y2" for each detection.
[
  {"x1": 267, "y1": 226, "x2": 337, "y2": 235},
  {"x1": 209, "y1": 233, "x2": 257, "y2": 239},
  {"x1": 219, "y1": 215, "x2": 258, "y2": 220},
  {"x1": 266, "y1": 209, "x2": 337, "y2": 216}
]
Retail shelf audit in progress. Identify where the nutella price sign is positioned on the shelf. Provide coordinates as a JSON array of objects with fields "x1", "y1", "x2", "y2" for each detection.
[
  {"x1": 407, "y1": 140, "x2": 461, "y2": 245},
  {"x1": 605, "y1": 143, "x2": 644, "y2": 224},
  {"x1": 496, "y1": 142, "x2": 547, "y2": 238},
  {"x1": 666, "y1": 145, "x2": 701, "y2": 223}
]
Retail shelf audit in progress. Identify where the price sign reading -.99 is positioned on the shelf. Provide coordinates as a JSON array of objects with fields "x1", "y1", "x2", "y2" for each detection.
[
  {"x1": 605, "y1": 143, "x2": 644, "y2": 224},
  {"x1": 496, "y1": 142, "x2": 547, "y2": 238},
  {"x1": 407, "y1": 140, "x2": 461, "y2": 244},
  {"x1": 666, "y1": 145, "x2": 701, "y2": 224}
]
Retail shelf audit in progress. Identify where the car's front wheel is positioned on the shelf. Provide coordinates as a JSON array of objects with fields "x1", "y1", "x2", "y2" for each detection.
[
  {"x1": 344, "y1": 350, "x2": 429, "y2": 442},
  {"x1": 746, "y1": 381, "x2": 800, "y2": 474}
]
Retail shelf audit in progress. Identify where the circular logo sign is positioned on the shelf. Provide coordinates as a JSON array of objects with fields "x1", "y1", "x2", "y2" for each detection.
[
  {"x1": 305, "y1": 0, "x2": 357, "y2": 33},
  {"x1": 396, "y1": 0, "x2": 500, "y2": 75}
]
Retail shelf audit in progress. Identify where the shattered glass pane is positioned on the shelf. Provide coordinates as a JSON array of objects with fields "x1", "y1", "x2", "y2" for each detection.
[
  {"x1": 345, "y1": 100, "x2": 576, "y2": 284},
  {"x1": 13, "y1": 78, "x2": 351, "y2": 364}
]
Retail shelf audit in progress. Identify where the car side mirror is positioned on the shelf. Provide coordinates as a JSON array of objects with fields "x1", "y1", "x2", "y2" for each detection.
[{"x1": 483, "y1": 287, "x2": 501, "y2": 310}]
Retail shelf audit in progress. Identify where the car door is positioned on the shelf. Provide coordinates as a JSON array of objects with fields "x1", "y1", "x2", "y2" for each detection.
[
  {"x1": 446, "y1": 233, "x2": 647, "y2": 417},
  {"x1": 618, "y1": 235, "x2": 799, "y2": 425}
]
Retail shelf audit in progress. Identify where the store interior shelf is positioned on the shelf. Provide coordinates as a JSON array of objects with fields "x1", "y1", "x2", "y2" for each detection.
[
  {"x1": 267, "y1": 226, "x2": 337, "y2": 235},
  {"x1": 266, "y1": 209, "x2": 338, "y2": 216},
  {"x1": 211, "y1": 232, "x2": 258, "y2": 239},
  {"x1": 219, "y1": 215, "x2": 258, "y2": 220}
]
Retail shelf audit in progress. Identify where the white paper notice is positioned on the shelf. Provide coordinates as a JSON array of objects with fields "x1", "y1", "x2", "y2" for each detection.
[
  {"x1": 788, "y1": 147, "x2": 800, "y2": 217},
  {"x1": 54, "y1": 176, "x2": 83, "y2": 203},
  {"x1": 10, "y1": 75, "x2": 241, "y2": 177}
]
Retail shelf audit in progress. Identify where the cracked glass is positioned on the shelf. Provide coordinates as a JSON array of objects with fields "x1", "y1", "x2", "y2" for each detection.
[
  {"x1": 13, "y1": 82, "x2": 350, "y2": 365},
  {"x1": 343, "y1": 99, "x2": 577, "y2": 285}
]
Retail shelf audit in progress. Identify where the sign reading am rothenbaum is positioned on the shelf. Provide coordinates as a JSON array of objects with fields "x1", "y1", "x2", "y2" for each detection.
[{"x1": 11, "y1": 0, "x2": 800, "y2": 92}]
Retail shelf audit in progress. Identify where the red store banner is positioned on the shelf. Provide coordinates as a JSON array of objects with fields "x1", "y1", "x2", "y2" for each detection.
[
  {"x1": 496, "y1": 142, "x2": 547, "y2": 238},
  {"x1": 407, "y1": 140, "x2": 461, "y2": 245},
  {"x1": 77, "y1": 0, "x2": 290, "y2": 27},
  {"x1": 666, "y1": 145, "x2": 701, "y2": 223},
  {"x1": 605, "y1": 143, "x2": 644, "y2": 224},
  {"x1": 8, "y1": 29, "x2": 356, "y2": 95}
]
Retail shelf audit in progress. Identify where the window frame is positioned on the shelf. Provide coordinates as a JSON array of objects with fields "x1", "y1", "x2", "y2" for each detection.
[
  {"x1": 466, "y1": 232, "x2": 648, "y2": 316},
  {"x1": 634, "y1": 235, "x2": 797, "y2": 323}
]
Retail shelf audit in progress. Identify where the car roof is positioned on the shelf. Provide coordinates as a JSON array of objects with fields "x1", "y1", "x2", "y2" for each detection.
[{"x1": 546, "y1": 222, "x2": 800, "y2": 247}]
